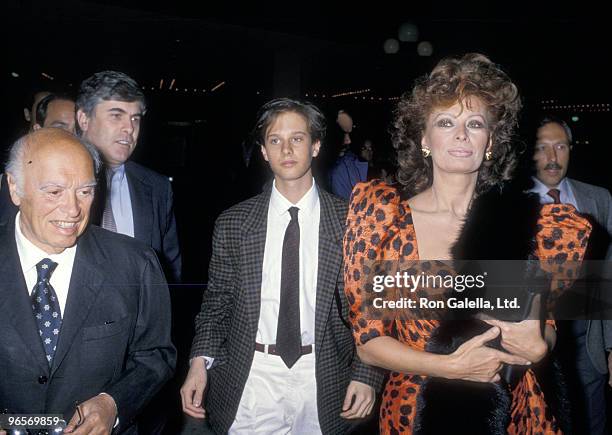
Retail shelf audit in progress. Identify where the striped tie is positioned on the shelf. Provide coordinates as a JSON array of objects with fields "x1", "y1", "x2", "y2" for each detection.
[{"x1": 102, "y1": 167, "x2": 117, "y2": 232}]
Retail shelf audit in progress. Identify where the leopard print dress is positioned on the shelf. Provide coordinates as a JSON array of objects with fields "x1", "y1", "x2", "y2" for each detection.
[{"x1": 343, "y1": 180, "x2": 591, "y2": 435}]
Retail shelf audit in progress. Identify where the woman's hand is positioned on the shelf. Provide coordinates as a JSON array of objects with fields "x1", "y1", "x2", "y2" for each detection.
[
  {"x1": 481, "y1": 317, "x2": 548, "y2": 363},
  {"x1": 446, "y1": 326, "x2": 531, "y2": 382}
]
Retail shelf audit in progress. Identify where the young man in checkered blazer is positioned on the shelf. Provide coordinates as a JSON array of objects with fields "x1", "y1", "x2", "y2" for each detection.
[{"x1": 181, "y1": 98, "x2": 383, "y2": 434}]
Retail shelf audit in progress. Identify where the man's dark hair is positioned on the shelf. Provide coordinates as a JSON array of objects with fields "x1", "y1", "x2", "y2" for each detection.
[
  {"x1": 251, "y1": 98, "x2": 326, "y2": 147},
  {"x1": 36, "y1": 93, "x2": 74, "y2": 127},
  {"x1": 537, "y1": 115, "x2": 573, "y2": 145},
  {"x1": 76, "y1": 71, "x2": 146, "y2": 117}
]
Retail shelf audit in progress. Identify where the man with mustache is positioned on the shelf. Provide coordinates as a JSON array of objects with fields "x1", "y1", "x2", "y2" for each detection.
[
  {"x1": 76, "y1": 71, "x2": 181, "y2": 283},
  {"x1": 531, "y1": 116, "x2": 612, "y2": 435}
]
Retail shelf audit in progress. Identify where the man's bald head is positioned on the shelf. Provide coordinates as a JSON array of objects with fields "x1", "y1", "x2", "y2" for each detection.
[
  {"x1": 6, "y1": 128, "x2": 100, "y2": 197},
  {"x1": 5, "y1": 128, "x2": 101, "y2": 254}
]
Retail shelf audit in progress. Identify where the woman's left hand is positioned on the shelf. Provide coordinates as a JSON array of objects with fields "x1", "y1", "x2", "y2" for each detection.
[{"x1": 480, "y1": 317, "x2": 548, "y2": 363}]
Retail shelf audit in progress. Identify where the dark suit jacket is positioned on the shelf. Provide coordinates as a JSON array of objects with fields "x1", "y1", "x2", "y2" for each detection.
[
  {"x1": 569, "y1": 178, "x2": 612, "y2": 374},
  {"x1": 91, "y1": 161, "x2": 181, "y2": 282},
  {"x1": 189, "y1": 184, "x2": 384, "y2": 435},
  {"x1": 0, "y1": 219, "x2": 177, "y2": 434}
]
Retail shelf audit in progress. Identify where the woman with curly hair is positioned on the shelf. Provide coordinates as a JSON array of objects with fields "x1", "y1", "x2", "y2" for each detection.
[{"x1": 343, "y1": 53, "x2": 591, "y2": 434}]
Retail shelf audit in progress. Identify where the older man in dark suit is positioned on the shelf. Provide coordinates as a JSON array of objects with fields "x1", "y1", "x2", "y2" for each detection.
[
  {"x1": 181, "y1": 99, "x2": 383, "y2": 434},
  {"x1": 531, "y1": 116, "x2": 612, "y2": 435},
  {"x1": 76, "y1": 70, "x2": 181, "y2": 283},
  {"x1": 0, "y1": 128, "x2": 175, "y2": 434}
]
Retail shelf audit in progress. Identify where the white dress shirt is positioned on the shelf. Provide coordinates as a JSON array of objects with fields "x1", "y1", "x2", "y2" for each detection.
[
  {"x1": 14, "y1": 212, "x2": 76, "y2": 315},
  {"x1": 531, "y1": 176, "x2": 579, "y2": 210},
  {"x1": 107, "y1": 164, "x2": 134, "y2": 237},
  {"x1": 198, "y1": 180, "x2": 321, "y2": 369},
  {"x1": 257, "y1": 179, "x2": 320, "y2": 345}
]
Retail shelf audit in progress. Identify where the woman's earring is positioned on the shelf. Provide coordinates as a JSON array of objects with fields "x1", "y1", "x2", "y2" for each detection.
[
  {"x1": 485, "y1": 150, "x2": 492, "y2": 161},
  {"x1": 421, "y1": 148, "x2": 431, "y2": 158}
]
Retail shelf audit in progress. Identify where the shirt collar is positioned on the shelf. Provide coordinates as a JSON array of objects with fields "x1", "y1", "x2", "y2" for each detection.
[
  {"x1": 107, "y1": 163, "x2": 126, "y2": 181},
  {"x1": 270, "y1": 178, "x2": 319, "y2": 219},
  {"x1": 531, "y1": 176, "x2": 569, "y2": 196},
  {"x1": 14, "y1": 211, "x2": 78, "y2": 273}
]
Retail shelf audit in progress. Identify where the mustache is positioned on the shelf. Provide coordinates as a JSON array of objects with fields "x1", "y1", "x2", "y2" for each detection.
[{"x1": 544, "y1": 162, "x2": 562, "y2": 170}]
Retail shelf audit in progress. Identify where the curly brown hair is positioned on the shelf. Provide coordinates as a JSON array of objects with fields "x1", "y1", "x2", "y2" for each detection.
[{"x1": 391, "y1": 53, "x2": 522, "y2": 197}]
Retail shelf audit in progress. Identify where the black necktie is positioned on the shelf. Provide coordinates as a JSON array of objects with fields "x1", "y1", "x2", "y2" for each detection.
[
  {"x1": 31, "y1": 258, "x2": 62, "y2": 366},
  {"x1": 547, "y1": 188, "x2": 561, "y2": 204},
  {"x1": 276, "y1": 206, "x2": 301, "y2": 368}
]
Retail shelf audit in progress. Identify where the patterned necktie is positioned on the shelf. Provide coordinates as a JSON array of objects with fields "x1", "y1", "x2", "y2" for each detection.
[
  {"x1": 547, "y1": 188, "x2": 561, "y2": 204},
  {"x1": 31, "y1": 258, "x2": 62, "y2": 366},
  {"x1": 102, "y1": 167, "x2": 117, "y2": 232},
  {"x1": 276, "y1": 207, "x2": 301, "y2": 368}
]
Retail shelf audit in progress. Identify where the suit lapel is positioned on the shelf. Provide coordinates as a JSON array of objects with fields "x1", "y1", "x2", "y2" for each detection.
[
  {"x1": 569, "y1": 179, "x2": 598, "y2": 218},
  {"x1": 240, "y1": 188, "x2": 271, "y2": 342},
  {"x1": 0, "y1": 220, "x2": 49, "y2": 373},
  {"x1": 50, "y1": 229, "x2": 105, "y2": 375},
  {"x1": 314, "y1": 189, "x2": 344, "y2": 356},
  {"x1": 126, "y1": 163, "x2": 153, "y2": 246}
]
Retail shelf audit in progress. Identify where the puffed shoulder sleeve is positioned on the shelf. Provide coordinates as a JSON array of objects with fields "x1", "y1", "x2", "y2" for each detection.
[
  {"x1": 343, "y1": 180, "x2": 408, "y2": 346},
  {"x1": 535, "y1": 203, "x2": 592, "y2": 320}
]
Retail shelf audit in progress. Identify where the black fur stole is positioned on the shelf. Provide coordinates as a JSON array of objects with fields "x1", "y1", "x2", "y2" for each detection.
[{"x1": 412, "y1": 185, "x2": 572, "y2": 434}]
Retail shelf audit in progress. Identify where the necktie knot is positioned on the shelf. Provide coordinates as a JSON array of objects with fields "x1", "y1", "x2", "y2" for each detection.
[
  {"x1": 36, "y1": 258, "x2": 58, "y2": 282},
  {"x1": 547, "y1": 188, "x2": 561, "y2": 204},
  {"x1": 288, "y1": 206, "x2": 299, "y2": 222},
  {"x1": 106, "y1": 167, "x2": 117, "y2": 188}
]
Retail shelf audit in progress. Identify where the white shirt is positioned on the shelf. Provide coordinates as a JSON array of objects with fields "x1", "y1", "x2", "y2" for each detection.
[
  {"x1": 14, "y1": 212, "x2": 76, "y2": 315},
  {"x1": 530, "y1": 176, "x2": 579, "y2": 210},
  {"x1": 198, "y1": 180, "x2": 321, "y2": 368},
  {"x1": 257, "y1": 180, "x2": 320, "y2": 345},
  {"x1": 108, "y1": 164, "x2": 134, "y2": 237},
  {"x1": 14, "y1": 212, "x2": 120, "y2": 423}
]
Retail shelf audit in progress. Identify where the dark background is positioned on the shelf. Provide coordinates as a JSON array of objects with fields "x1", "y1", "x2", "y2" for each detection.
[{"x1": 1, "y1": 1, "x2": 610, "y2": 432}]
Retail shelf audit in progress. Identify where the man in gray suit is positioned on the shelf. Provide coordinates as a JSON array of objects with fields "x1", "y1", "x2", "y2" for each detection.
[
  {"x1": 0, "y1": 128, "x2": 175, "y2": 434},
  {"x1": 531, "y1": 116, "x2": 612, "y2": 434},
  {"x1": 181, "y1": 98, "x2": 383, "y2": 434}
]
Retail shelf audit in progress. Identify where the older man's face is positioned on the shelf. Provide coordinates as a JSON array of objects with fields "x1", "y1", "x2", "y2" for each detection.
[{"x1": 8, "y1": 129, "x2": 96, "y2": 254}]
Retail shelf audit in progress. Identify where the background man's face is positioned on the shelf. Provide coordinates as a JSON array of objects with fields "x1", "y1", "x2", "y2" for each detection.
[
  {"x1": 8, "y1": 133, "x2": 96, "y2": 254},
  {"x1": 534, "y1": 122, "x2": 571, "y2": 189},
  {"x1": 78, "y1": 100, "x2": 143, "y2": 167},
  {"x1": 35, "y1": 99, "x2": 76, "y2": 133}
]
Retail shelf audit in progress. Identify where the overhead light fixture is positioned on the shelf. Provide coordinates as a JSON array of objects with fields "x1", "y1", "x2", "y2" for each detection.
[
  {"x1": 11, "y1": 72, "x2": 19, "y2": 78},
  {"x1": 41, "y1": 72, "x2": 54, "y2": 80},
  {"x1": 159, "y1": 79, "x2": 164, "y2": 90},
  {"x1": 169, "y1": 78, "x2": 176, "y2": 90}
]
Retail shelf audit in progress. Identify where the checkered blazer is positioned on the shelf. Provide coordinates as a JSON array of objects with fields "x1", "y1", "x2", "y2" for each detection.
[{"x1": 190, "y1": 184, "x2": 384, "y2": 434}]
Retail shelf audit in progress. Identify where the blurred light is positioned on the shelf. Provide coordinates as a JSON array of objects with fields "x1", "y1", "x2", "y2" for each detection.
[
  {"x1": 41, "y1": 72, "x2": 54, "y2": 80},
  {"x1": 11, "y1": 72, "x2": 19, "y2": 78},
  {"x1": 168, "y1": 177, "x2": 173, "y2": 182},
  {"x1": 383, "y1": 38, "x2": 400, "y2": 54},
  {"x1": 169, "y1": 78, "x2": 176, "y2": 90},
  {"x1": 571, "y1": 116, "x2": 579, "y2": 122},
  {"x1": 211, "y1": 81, "x2": 226, "y2": 92},
  {"x1": 159, "y1": 79, "x2": 164, "y2": 90},
  {"x1": 398, "y1": 22, "x2": 419, "y2": 42},
  {"x1": 417, "y1": 41, "x2": 433, "y2": 56}
]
